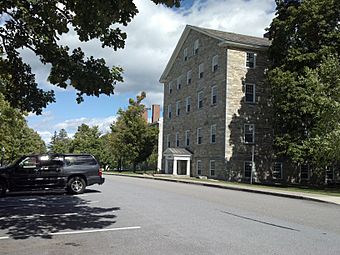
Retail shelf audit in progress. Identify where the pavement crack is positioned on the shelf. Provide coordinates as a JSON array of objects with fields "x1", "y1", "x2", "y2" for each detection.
[{"x1": 220, "y1": 210, "x2": 300, "y2": 232}]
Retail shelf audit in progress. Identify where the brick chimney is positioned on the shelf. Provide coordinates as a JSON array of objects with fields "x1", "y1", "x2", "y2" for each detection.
[{"x1": 152, "y1": 104, "x2": 160, "y2": 123}]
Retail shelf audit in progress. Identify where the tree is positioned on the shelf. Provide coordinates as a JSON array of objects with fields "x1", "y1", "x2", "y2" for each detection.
[
  {"x1": 49, "y1": 129, "x2": 72, "y2": 153},
  {"x1": 0, "y1": 0, "x2": 181, "y2": 114},
  {"x1": 0, "y1": 93, "x2": 46, "y2": 164},
  {"x1": 267, "y1": 0, "x2": 340, "y2": 179},
  {"x1": 111, "y1": 92, "x2": 158, "y2": 171},
  {"x1": 70, "y1": 124, "x2": 102, "y2": 161}
]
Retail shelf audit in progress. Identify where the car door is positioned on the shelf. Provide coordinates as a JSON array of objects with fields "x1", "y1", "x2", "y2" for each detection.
[
  {"x1": 38, "y1": 156, "x2": 65, "y2": 188},
  {"x1": 9, "y1": 156, "x2": 40, "y2": 190}
]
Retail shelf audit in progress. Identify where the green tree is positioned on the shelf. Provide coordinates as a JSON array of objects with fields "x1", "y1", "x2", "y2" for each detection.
[
  {"x1": 0, "y1": 0, "x2": 180, "y2": 114},
  {"x1": 111, "y1": 92, "x2": 158, "y2": 171},
  {"x1": 70, "y1": 124, "x2": 102, "y2": 161},
  {"x1": 267, "y1": 0, "x2": 340, "y2": 179},
  {"x1": 0, "y1": 93, "x2": 46, "y2": 164},
  {"x1": 49, "y1": 129, "x2": 72, "y2": 153}
]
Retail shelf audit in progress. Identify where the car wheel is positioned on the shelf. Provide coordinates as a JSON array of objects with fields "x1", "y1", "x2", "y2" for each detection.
[
  {"x1": 67, "y1": 177, "x2": 86, "y2": 194},
  {"x1": 0, "y1": 180, "x2": 7, "y2": 197}
]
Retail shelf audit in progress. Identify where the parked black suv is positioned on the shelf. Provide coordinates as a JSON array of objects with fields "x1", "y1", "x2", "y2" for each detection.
[{"x1": 0, "y1": 154, "x2": 105, "y2": 196}]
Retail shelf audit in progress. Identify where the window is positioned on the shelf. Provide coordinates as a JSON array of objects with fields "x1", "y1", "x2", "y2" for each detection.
[
  {"x1": 166, "y1": 134, "x2": 170, "y2": 148},
  {"x1": 198, "y1": 91, "x2": 203, "y2": 109},
  {"x1": 176, "y1": 101, "x2": 180, "y2": 116},
  {"x1": 210, "y1": 160, "x2": 216, "y2": 176},
  {"x1": 245, "y1": 83, "x2": 255, "y2": 103},
  {"x1": 244, "y1": 124, "x2": 255, "y2": 144},
  {"x1": 244, "y1": 161, "x2": 253, "y2": 178},
  {"x1": 185, "y1": 130, "x2": 190, "y2": 146},
  {"x1": 326, "y1": 166, "x2": 334, "y2": 182},
  {"x1": 199, "y1": 63, "x2": 204, "y2": 78},
  {"x1": 211, "y1": 85, "x2": 217, "y2": 105},
  {"x1": 186, "y1": 96, "x2": 191, "y2": 112},
  {"x1": 212, "y1": 55, "x2": 218, "y2": 72},
  {"x1": 177, "y1": 76, "x2": 182, "y2": 90},
  {"x1": 169, "y1": 81, "x2": 173, "y2": 94},
  {"x1": 300, "y1": 164, "x2": 309, "y2": 180},
  {"x1": 184, "y1": 48, "x2": 188, "y2": 61},
  {"x1": 273, "y1": 162, "x2": 283, "y2": 179},
  {"x1": 197, "y1": 128, "x2": 202, "y2": 144},
  {"x1": 187, "y1": 70, "x2": 192, "y2": 85},
  {"x1": 168, "y1": 104, "x2": 172, "y2": 119},
  {"x1": 210, "y1": 125, "x2": 216, "y2": 144},
  {"x1": 194, "y1": 39, "x2": 199, "y2": 55},
  {"x1": 197, "y1": 160, "x2": 202, "y2": 175},
  {"x1": 176, "y1": 132, "x2": 180, "y2": 147},
  {"x1": 20, "y1": 156, "x2": 37, "y2": 168},
  {"x1": 64, "y1": 156, "x2": 97, "y2": 166},
  {"x1": 246, "y1": 52, "x2": 256, "y2": 68}
]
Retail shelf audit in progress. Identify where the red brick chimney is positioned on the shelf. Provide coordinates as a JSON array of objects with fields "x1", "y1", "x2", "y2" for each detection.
[{"x1": 152, "y1": 104, "x2": 160, "y2": 123}]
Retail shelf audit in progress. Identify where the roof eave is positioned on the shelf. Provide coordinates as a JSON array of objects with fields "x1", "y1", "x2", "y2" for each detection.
[{"x1": 218, "y1": 41, "x2": 269, "y2": 51}]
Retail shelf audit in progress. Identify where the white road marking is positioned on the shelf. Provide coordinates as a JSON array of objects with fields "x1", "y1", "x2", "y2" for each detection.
[{"x1": 0, "y1": 226, "x2": 141, "y2": 240}]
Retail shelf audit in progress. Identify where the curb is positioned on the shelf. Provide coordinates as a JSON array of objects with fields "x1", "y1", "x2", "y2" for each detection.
[{"x1": 104, "y1": 173, "x2": 340, "y2": 206}]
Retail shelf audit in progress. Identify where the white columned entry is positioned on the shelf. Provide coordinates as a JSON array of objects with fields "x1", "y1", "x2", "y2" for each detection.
[
  {"x1": 173, "y1": 157, "x2": 178, "y2": 175},
  {"x1": 186, "y1": 159, "x2": 190, "y2": 176}
]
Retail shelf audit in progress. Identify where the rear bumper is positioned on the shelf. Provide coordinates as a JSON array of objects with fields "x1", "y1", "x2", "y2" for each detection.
[{"x1": 87, "y1": 176, "x2": 105, "y2": 186}]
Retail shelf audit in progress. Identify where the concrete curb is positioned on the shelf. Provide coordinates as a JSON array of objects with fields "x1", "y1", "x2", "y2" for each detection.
[{"x1": 104, "y1": 172, "x2": 340, "y2": 206}]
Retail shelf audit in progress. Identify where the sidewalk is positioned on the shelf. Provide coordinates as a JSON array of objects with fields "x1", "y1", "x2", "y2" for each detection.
[{"x1": 104, "y1": 172, "x2": 340, "y2": 206}]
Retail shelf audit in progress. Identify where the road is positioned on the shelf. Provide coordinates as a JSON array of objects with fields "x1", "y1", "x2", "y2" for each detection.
[{"x1": 0, "y1": 175, "x2": 340, "y2": 255}]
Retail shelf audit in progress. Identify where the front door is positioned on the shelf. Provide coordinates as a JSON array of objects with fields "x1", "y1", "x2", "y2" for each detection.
[{"x1": 10, "y1": 156, "x2": 40, "y2": 190}]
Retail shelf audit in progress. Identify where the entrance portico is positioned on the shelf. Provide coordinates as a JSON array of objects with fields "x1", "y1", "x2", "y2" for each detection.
[{"x1": 163, "y1": 148, "x2": 192, "y2": 176}]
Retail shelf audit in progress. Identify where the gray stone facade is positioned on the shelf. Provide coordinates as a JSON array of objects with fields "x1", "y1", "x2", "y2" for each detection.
[{"x1": 160, "y1": 25, "x2": 282, "y2": 182}]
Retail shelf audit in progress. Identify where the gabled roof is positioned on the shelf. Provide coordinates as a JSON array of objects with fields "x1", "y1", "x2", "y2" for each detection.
[
  {"x1": 163, "y1": 148, "x2": 192, "y2": 156},
  {"x1": 159, "y1": 25, "x2": 270, "y2": 83}
]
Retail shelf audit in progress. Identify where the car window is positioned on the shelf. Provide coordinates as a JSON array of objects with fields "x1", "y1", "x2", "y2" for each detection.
[
  {"x1": 20, "y1": 157, "x2": 37, "y2": 168},
  {"x1": 64, "y1": 156, "x2": 97, "y2": 166}
]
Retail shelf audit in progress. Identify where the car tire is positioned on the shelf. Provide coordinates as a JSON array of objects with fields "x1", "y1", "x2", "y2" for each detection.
[
  {"x1": 0, "y1": 180, "x2": 7, "y2": 197},
  {"x1": 67, "y1": 176, "x2": 86, "y2": 194}
]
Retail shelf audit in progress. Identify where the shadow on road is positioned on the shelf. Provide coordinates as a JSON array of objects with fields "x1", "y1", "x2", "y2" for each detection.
[{"x1": 0, "y1": 193, "x2": 119, "y2": 239}]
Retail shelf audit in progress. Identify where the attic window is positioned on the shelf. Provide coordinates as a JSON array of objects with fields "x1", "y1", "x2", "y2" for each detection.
[
  {"x1": 246, "y1": 52, "x2": 256, "y2": 68},
  {"x1": 194, "y1": 39, "x2": 199, "y2": 55}
]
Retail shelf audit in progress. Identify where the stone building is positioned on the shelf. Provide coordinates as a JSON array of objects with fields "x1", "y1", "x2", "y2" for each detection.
[{"x1": 159, "y1": 25, "x2": 278, "y2": 182}]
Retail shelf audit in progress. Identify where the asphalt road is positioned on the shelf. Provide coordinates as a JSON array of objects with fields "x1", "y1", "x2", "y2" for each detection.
[{"x1": 0, "y1": 175, "x2": 340, "y2": 255}]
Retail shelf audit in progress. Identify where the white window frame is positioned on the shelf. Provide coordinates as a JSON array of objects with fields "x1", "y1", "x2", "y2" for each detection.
[
  {"x1": 185, "y1": 96, "x2": 191, "y2": 112},
  {"x1": 187, "y1": 70, "x2": 192, "y2": 85},
  {"x1": 199, "y1": 63, "x2": 204, "y2": 79},
  {"x1": 166, "y1": 134, "x2": 170, "y2": 148},
  {"x1": 168, "y1": 104, "x2": 172, "y2": 119},
  {"x1": 212, "y1": 55, "x2": 218, "y2": 72},
  {"x1": 245, "y1": 83, "x2": 256, "y2": 103},
  {"x1": 246, "y1": 52, "x2": 256, "y2": 68},
  {"x1": 210, "y1": 124, "x2": 216, "y2": 144},
  {"x1": 194, "y1": 39, "x2": 199, "y2": 55},
  {"x1": 244, "y1": 161, "x2": 253, "y2": 179},
  {"x1": 210, "y1": 160, "x2": 216, "y2": 176},
  {"x1": 197, "y1": 160, "x2": 202, "y2": 175},
  {"x1": 273, "y1": 162, "x2": 283, "y2": 180},
  {"x1": 176, "y1": 132, "x2": 180, "y2": 147},
  {"x1": 176, "y1": 101, "x2": 180, "y2": 116},
  {"x1": 244, "y1": 124, "x2": 255, "y2": 144},
  {"x1": 197, "y1": 91, "x2": 203, "y2": 109},
  {"x1": 185, "y1": 130, "x2": 190, "y2": 146},
  {"x1": 177, "y1": 76, "x2": 182, "y2": 90},
  {"x1": 184, "y1": 48, "x2": 188, "y2": 61},
  {"x1": 211, "y1": 85, "x2": 217, "y2": 105},
  {"x1": 300, "y1": 164, "x2": 310, "y2": 180},
  {"x1": 197, "y1": 127, "x2": 202, "y2": 145}
]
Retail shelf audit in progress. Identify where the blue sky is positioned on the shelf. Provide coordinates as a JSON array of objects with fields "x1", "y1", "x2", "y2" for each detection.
[{"x1": 25, "y1": 0, "x2": 276, "y2": 143}]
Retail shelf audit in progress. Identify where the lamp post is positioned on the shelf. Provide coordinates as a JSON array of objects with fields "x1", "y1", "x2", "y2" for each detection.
[{"x1": 1, "y1": 145, "x2": 4, "y2": 167}]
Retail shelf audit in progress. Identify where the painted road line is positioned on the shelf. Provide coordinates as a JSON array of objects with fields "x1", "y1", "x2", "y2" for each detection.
[{"x1": 0, "y1": 226, "x2": 141, "y2": 240}]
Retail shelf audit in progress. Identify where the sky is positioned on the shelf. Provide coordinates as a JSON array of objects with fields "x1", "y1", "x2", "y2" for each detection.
[{"x1": 25, "y1": 0, "x2": 276, "y2": 144}]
